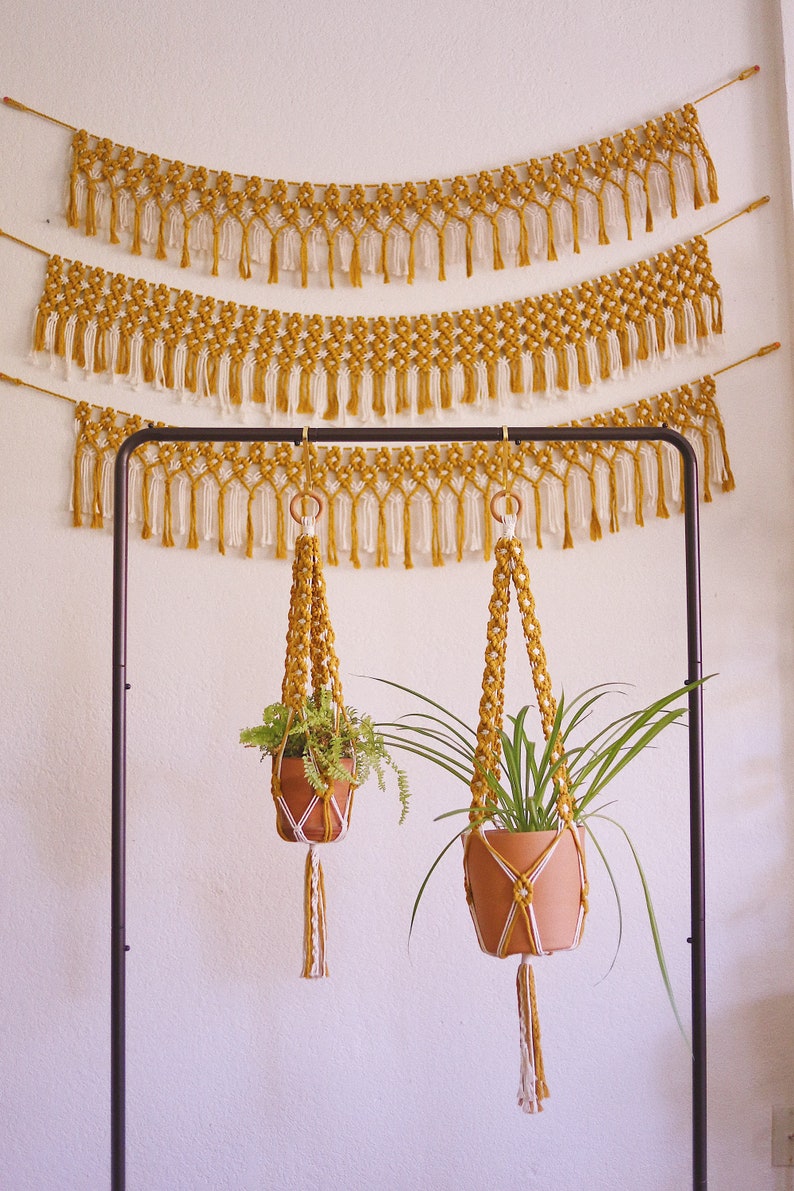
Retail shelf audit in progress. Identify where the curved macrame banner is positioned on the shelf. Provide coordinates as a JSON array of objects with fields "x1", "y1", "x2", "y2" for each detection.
[
  {"x1": 58, "y1": 106, "x2": 718, "y2": 288},
  {"x1": 70, "y1": 375, "x2": 733, "y2": 566},
  {"x1": 34, "y1": 238, "x2": 722, "y2": 421}
]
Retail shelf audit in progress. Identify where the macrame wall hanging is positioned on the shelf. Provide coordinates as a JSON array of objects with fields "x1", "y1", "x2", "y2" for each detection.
[
  {"x1": 61, "y1": 105, "x2": 720, "y2": 289},
  {"x1": 66, "y1": 375, "x2": 735, "y2": 564},
  {"x1": 6, "y1": 352, "x2": 778, "y2": 567},
  {"x1": 0, "y1": 69, "x2": 763, "y2": 574},
  {"x1": 26, "y1": 235, "x2": 724, "y2": 421},
  {"x1": 5, "y1": 68, "x2": 759, "y2": 288},
  {"x1": 0, "y1": 76, "x2": 768, "y2": 573},
  {"x1": 463, "y1": 494, "x2": 587, "y2": 1111}
]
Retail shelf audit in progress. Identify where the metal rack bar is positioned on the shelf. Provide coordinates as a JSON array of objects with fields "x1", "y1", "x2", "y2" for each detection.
[{"x1": 111, "y1": 424, "x2": 705, "y2": 1190}]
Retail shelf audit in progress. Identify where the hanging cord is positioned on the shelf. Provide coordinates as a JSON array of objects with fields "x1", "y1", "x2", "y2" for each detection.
[
  {"x1": 468, "y1": 522, "x2": 579, "y2": 842},
  {"x1": 501, "y1": 425, "x2": 511, "y2": 496},
  {"x1": 702, "y1": 194, "x2": 769, "y2": 236},
  {"x1": 491, "y1": 426, "x2": 520, "y2": 538},
  {"x1": 300, "y1": 425, "x2": 316, "y2": 524},
  {"x1": 271, "y1": 477, "x2": 357, "y2": 978},
  {"x1": 302, "y1": 425, "x2": 313, "y2": 490},
  {"x1": 464, "y1": 498, "x2": 589, "y2": 1111},
  {"x1": 0, "y1": 228, "x2": 48, "y2": 257},
  {"x1": 695, "y1": 64, "x2": 759, "y2": 104}
]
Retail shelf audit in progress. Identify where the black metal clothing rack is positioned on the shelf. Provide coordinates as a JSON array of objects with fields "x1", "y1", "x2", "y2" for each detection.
[{"x1": 111, "y1": 425, "x2": 706, "y2": 1190}]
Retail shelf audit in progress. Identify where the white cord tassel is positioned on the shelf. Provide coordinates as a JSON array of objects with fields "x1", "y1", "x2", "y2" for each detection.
[
  {"x1": 302, "y1": 845, "x2": 328, "y2": 979},
  {"x1": 517, "y1": 956, "x2": 548, "y2": 1113}
]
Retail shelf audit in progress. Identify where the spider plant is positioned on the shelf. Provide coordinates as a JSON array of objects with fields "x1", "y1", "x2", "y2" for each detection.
[{"x1": 372, "y1": 676, "x2": 708, "y2": 1038}]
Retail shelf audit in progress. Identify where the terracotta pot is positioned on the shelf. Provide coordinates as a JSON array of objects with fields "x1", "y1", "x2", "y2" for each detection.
[
  {"x1": 273, "y1": 756, "x2": 355, "y2": 843},
  {"x1": 463, "y1": 826, "x2": 586, "y2": 957}
]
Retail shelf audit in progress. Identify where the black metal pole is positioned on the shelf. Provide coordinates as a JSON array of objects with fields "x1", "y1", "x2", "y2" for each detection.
[
  {"x1": 111, "y1": 424, "x2": 705, "y2": 1190},
  {"x1": 111, "y1": 438, "x2": 132, "y2": 1191},
  {"x1": 677, "y1": 438, "x2": 707, "y2": 1189}
]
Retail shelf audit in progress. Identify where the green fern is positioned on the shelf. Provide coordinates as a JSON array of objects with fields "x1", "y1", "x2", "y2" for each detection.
[{"x1": 240, "y1": 688, "x2": 410, "y2": 821}]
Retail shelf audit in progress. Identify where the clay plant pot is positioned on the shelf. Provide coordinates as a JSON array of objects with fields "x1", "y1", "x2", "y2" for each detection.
[
  {"x1": 273, "y1": 756, "x2": 355, "y2": 843},
  {"x1": 463, "y1": 826, "x2": 586, "y2": 957}
]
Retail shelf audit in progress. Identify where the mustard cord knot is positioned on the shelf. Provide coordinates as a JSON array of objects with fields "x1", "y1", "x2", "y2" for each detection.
[{"x1": 513, "y1": 875, "x2": 534, "y2": 906}]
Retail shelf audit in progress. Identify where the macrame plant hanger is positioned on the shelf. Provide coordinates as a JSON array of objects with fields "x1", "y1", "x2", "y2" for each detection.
[
  {"x1": 462, "y1": 443, "x2": 588, "y2": 1111},
  {"x1": 273, "y1": 435, "x2": 358, "y2": 977},
  {"x1": 110, "y1": 424, "x2": 706, "y2": 1191}
]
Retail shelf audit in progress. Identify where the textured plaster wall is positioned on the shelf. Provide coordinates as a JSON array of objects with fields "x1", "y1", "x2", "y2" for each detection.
[{"x1": 1, "y1": 2, "x2": 793, "y2": 1189}]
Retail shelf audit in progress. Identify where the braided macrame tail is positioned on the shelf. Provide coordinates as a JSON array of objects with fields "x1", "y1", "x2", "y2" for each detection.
[
  {"x1": 302, "y1": 845, "x2": 328, "y2": 979},
  {"x1": 517, "y1": 958, "x2": 549, "y2": 1113}
]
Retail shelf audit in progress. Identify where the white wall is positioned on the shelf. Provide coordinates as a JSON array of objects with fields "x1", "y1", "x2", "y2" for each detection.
[{"x1": 1, "y1": 2, "x2": 793, "y2": 1189}]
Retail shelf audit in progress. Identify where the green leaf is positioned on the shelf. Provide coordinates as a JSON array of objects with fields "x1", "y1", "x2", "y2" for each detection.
[
  {"x1": 591, "y1": 813, "x2": 691, "y2": 1049},
  {"x1": 582, "y1": 821, "x2": 623, "y2": 982},
  {"x1": 410, "y1": 827, "x2": 469, "y2": 942},
  {"x1": 377, "y1": 737, "x2": 472, "y2": 786},
  {"x1": 366, "y1": 676, "x2": 477, "y2": 738}
]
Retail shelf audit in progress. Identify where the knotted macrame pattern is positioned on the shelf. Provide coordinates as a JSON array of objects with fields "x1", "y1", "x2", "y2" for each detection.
[
  {"x1": 69, "y1": 376, "x2": 734, "y2": 565},
  {"x1": 63, "y1": 104, "x2": 717, "y2": 286},
  {"x1": 34, "y1": 238, "x2": 722, "y2": 420}
]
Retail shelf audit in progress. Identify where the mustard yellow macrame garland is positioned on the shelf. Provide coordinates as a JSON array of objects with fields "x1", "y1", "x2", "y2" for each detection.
[
  {"x1": 69, "y1": 376, "x2": 734, "y2": 565},
  {"x1": 33, "y1": 239, "x2": 722, "y2": 419},
  {"x1": 57, "y1": 104, "x2": 718, "y2": 288}
]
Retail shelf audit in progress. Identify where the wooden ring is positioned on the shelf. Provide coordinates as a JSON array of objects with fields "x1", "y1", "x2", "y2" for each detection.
[
  {"x1": 489, "y1": 488, "x2": 523, "y2": 522},
  {"x1": 289, "y1": 490, "x2": 324, "y2": 523}
]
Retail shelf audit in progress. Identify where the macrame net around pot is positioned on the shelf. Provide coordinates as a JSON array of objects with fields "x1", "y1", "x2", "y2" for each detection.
[
  {"x1": 272, "y1": 491, "x2": 358, "y2": 978},
  {"x1": 463, "y1": 486, "x2": 588, "y2": 1112}
]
